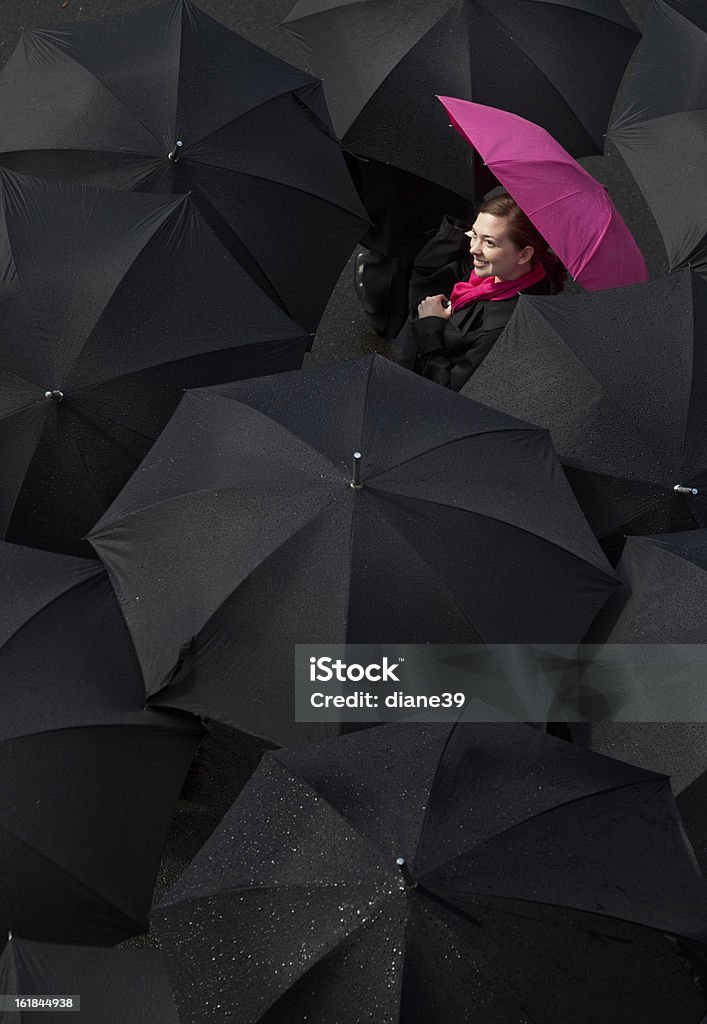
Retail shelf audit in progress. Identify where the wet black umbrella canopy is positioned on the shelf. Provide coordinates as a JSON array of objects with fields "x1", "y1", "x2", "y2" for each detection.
[
  {"x1": 0, "y1": 168, "x2": 309, "y2": 557},
  {"x1": 578, "y1": 529, "x2": 707, "y2": 787},
  {"x1": 0, "y1": 0, "x2": 369, "y2": 332},
  {"x1": 590, "y1": 529, "x2": 707, "y2": 644},
  {"x1": 0, "y1": 541, "x2": 203, "y2": 946},
  {"x1": 88, "y1": 355, "x2": 618, "y2": 745},
  {"x1": 283, "y1": 0, "x2": 640, "y2": 198},
  {"x1": 153, "y1": 721, "x2": 707, "y2": 1023},
  {"x1": 608, "y1": 0, "x2": 707, "y2": 273},
  {"x1": 0, "y1": 937, "x2": 180, "y2": 1023},
  {"x1": 462, "y1": 270, "x2": 707, "y2": 553}
]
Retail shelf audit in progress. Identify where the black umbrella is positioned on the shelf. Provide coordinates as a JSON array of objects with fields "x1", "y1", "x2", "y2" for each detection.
[
  {"x1": 590, "y1": 529, "x2": 707, "y2": 644},
  {"x1": 572, "y1": 530, "x2": 707, "y2": 799},
  {"x1": 88, "y1": 355, "x2": 618, "y2": 745},
  {"x1": 462, "y1": 271, "x2": 707, "y2": 556},
  {"x1": 152, "y1": 722, "x2": 707, "y2": 1023},
  {"x1": 284, "y1": 0, "x2": 636, "y2": 338},
  {"x1": 283, "y1": 0, "x2": 639, "y2": 199},
  {"x1": 0, "y1": 0, "x2": 368, "y2": 333},
  {"x1": 0, "y1": 168, "x2": 309, "y2": 557},
  {"x1": 608, "y1": 0, "x2": 707, "y2": 273},
  {"x1": 0, "y1": 541, "x2": 203, "y2": 946},
  {"x1": 0, "y1": 936, "x2": 179, "y2": 1023}
]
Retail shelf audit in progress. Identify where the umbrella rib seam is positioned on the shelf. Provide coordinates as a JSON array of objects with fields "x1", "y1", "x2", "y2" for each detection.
[
  {"x1": 181, "y1": 83, "x2": 321, "y2": 152},
  {"x1": 95, "y1": 481, "x2": 327, "y2": 530},
  {"x1": 61, "y1": 198, "x2": 187, "y2": 383},
  {"x1": 0, "y1": 566, "x2": 102, "y2": 657},
  {"x1": 94, "y1": 492, "x2": 342, "y2": 668},
  {"x1": 0, "y1": 818, "x2": 147, "y2": 931},
  {"x1": 55, "y1": 47, "x2": 165, "y2": 151},
  {"x1": 269, "y1": 756, "x2": 410, "y2": 869},
  {"x1": 472, "y1": 3, "x2": 601, "y2": 146},
  {"x1": 412, "y1": 723, "x2": 463, "y2": 868},
  {"x1": 59, "y1": 407, "x2": 113, "y2": 512},
  {"x1": 519, "y1": 0, "x2": 638, "y2": 31},
  {"x1": 185, "y1": 156, "x2": 367, "y2": 220},
  {"x1": 366, "y1": 485, "x2": 615, "y2": 581},
  {"x1": 358, "y1": 490, "x2": 487, "y2": 640},
  {"x1": 187, "y1": 390, "x2": 352, "y2": 477},
  {"x1": 523, "y1": 303, "x2": 680, "y2": 481},
  {"x1": 423, "y1": 884, "x2": 692, "y2": 940},
  {"x1": 364, "y1": 426, "x2": 543, "y2": 481},
  {"x1": 343, "y1": 4, "x2": 462, "y2": 140},
  {"x1": 260, "y1": 901, "x2": 393, "y2": 1017},
  {"x1": 69, "y1": 333, "x2": 308, "y2": 393},
  {"x1": 418, "y1": 776, "x2": 667, "y2": 878}
]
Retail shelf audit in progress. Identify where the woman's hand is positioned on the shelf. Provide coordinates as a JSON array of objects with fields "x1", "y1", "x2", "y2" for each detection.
[{"x1": 417, "y1": 294, "x2": 452, "y2": 320}]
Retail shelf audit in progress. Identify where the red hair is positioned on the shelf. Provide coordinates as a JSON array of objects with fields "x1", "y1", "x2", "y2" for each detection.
[{"x1": 477, "y1": 193, "x2": 567, "y2": 294}]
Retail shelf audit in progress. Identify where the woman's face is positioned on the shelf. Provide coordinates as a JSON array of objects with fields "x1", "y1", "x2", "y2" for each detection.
[{"x1": 467, "y1": 212, "x2": 533, "y2": 282}]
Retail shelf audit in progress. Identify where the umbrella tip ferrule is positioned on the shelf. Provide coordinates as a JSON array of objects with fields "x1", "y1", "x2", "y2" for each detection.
[
  {"x1": 350, "y1": 451, "x2": 363, "y2": 489},
  {"x1": 44, "y1": 389, "x2": 64, "y2": 402},
  {"x1": 674, "y1": 483, "x2": 699, "y2": 495},
  {"x1": 396, "y1": 856, "x2": 417, "y2": 889},
  {"x1": 168, "y1": 141, "x2": 184, "y2": 162}
]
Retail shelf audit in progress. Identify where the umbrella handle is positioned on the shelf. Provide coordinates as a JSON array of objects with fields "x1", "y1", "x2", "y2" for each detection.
[{"x1": 674, "y1": 484, "x2": 699, "y2": 495}]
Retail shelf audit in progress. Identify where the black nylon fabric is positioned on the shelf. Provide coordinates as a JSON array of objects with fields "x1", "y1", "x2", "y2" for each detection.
[
  {"x1": 0, "y1": 542, "x2": 203, "y2": 946},
  {"x1": 0, "y1": 568, "x2": 146, "y2": 739},
  {"x1": 0, "y1": 542, "x2": 98, "y2": 650},
  {"x1": 0, "y1": 724, "x2": 200, "y2": 945},
  {"x1": 152, "y1": 723, "x2": 707, "y2": 1023},
  {"x1": 89, "y1": 355, "x2": 618, "y2": 742},
  {"x1": 283, "y1": 0, "x2": 639, "y2": 198},
  {"x1": 463, "y1": 272, "x2": 707, "y2": 542},
  {"x1": 0, "y1": 168, "x2": 308, "y2": 556},
  {"x1": 0, "y1": 0, "x2": 369, "y2": 332},
  {"x1": 609, "y1": 0, "x2": 707, "y2": 271},
  {"x1": 590, "y1": 529, "x2": 707, "y2": 643},
  {"x1": 0, "y1": 938, "x2": 179, "y2": 1023}
]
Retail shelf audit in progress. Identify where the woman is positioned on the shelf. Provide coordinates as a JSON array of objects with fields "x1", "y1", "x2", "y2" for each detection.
[{"x1": 391, "y1": 193, "x2": 566, "y2": 391}]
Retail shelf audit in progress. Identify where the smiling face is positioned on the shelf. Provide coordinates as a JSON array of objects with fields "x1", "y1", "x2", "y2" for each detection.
[{"x1": 467, "y1": 212, "x2": 534, "y2": 282}]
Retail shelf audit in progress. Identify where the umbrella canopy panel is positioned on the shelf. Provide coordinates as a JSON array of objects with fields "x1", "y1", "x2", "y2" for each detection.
[
  {"x1": 0, "y1": 0, "x2": 368, "y2": 332},
  {"x1": 0, "y1": 169, "x2": 309, "y2": 557},
  {"x1": 590, "y1": 529, "x2": 707, "y2": 644},
  {"x1": 283, "y1": 0, "x2": 640, "y2": 196},
  {"x1": 463, "y1": 270, "x2": 707, "y2": 544},
  {"x1": 153, "y1": 722, "x2": 707, "y2": 1023},
  {"x1": 89, "y1": 355, "x2": 618, "y2": 744},
  {"x1": 438, "y1": 95, "x2": 648, "y2": 290},
  {"x1": 608, "y1": 0, "x2": 707, "y2": 272},
  {"x1": 0, "y1": 938, "x2": 179, "y2": 1023},
  {"x1": 0, "y1": 542, "x2": 203, "y2": 945}
]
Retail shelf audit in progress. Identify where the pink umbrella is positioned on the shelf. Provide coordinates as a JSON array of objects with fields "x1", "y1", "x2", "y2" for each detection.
[{"x1": 438, "y1": 96, "x2": 648, "y2": 291}]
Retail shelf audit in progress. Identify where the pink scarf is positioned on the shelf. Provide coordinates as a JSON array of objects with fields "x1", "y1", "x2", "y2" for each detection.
[{"x1": 450, "y1": 262, "x2": 546, "y2": 312}]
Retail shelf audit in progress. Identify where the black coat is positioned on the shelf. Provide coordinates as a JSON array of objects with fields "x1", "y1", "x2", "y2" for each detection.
[{"x1": 391, "y1": 217, "x2": 551, "y2": 391}]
